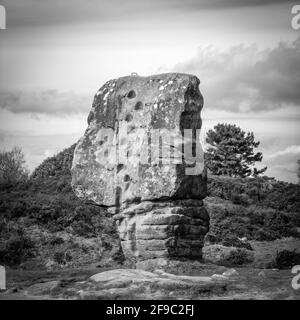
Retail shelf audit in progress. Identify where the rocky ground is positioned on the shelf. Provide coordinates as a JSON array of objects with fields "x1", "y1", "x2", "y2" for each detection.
[{"x1": 1, "y1": 238, "x2": 300, "y2": 300}]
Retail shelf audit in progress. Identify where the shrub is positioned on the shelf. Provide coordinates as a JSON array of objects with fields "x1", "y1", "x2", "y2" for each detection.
[
  {"x1": 221, "y1": 248, "x2": 253, "y2": 266},
  {"x1": 53, "y1": 252, "x2": 65, "y2": 264},
  {"x1": 112, "y1": 245, "x2": 126, "y2": 263},
  {"x1": 30, "y1": 144, "x2": 76, "y2": 182},
  {"x1": 0, "y1": 143, "x2": 120, "y2": 267},
  {"x1": 203, "y1": 244, "x2": 254, "y2": 266},
  {"x1": 53, "y1": 251, "x2": 72, "y2": 265},
  {"x1": 269, "y1": 250, "x2": 300, "y2": 269},
  {"x1": 253, "y1": 229, "x2": 277, "y2": 241},
  {"x1": 0, "y1": 231, "x2": 36, "y2": 266},
  {"x1": 0, "y1": 147, "x2": 29, "y2": 187},
  {"x1": 208, "y1": 175, "x2": 300, "y2": 214},
  {"x1": 205, "y1": 197, "x2": 299, "y2": 243},
  {"x1": 71, "y1": 221, "x2": 94, "y2": 237},
  {"x1": 231, "y1": 192, "x2": 250, "y2": 206},
  {"x1": 221, "y1": 235, "x2": 253, "y2": 251},
  {"x1": 49, "y1": 237, "x2": 65, "y2": 246}
]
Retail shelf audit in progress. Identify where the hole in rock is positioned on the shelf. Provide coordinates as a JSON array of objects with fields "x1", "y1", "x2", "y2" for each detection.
[
  {"x1": 125, "y1": 183, "x2": 130, "y2": 191},
  {"x1": 134, "y1": 101, "x2": 143, "y2": 110},
  {"x1": 115, "y1": 186, "x2": 122, "y2": 208},
  {"x1": 124, "y1": 174, "x2": 131, "y2": 182},
  {"x1": 127, "y1": 90, "x2": 136, "y2": 99},
  {"x1": 128, "y1": 125, "x2": 135, "y2": 133},
  {"x1": 117, "y1": 164, "x2": 124, "y2": 173},
  {"x1": 125, "y1": 114, "x2": 133, "y2": 122}
]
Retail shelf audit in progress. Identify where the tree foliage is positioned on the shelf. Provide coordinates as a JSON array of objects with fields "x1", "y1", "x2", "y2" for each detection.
[
  {"x1": 0, "y1": 147, "x2": 29, "y2": 186},
  {"x1": 205, "y1": 123, "x2": 267, "y2": 177},
  {"x1": 297, "y1": 160, "x2": 300, "y2": 185}
]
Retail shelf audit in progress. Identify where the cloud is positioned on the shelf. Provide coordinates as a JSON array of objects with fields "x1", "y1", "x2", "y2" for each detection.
[
  {"x1": 262, "y1": 144, "x2": 300, "y2": 183},
  {"x1": 171, "y1": 37, "x2": 300, "y2": 113},
  {"x1": 0, "y1": 90, "x2": 91, "y2": 115},
  {"x1": 172, "y1": 0, "x2": 295, "y2": 10},
  {"x1": 268, "y1": 145, "x2": 300, "y2": 159},
  {"x1": 3, "y1": 37, "x2": 299, "y2": 116},
  {"x1": 2, "y1": 0, "x2": 294, "y2": 28}
]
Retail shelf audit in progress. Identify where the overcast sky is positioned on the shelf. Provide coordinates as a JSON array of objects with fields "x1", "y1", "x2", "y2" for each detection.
[{"x1": 0, "y1": 0, "x2": 299, "y2": 182}]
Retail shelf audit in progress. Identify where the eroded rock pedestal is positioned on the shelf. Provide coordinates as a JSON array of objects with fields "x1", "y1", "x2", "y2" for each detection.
[
  {"x1": 114, "y1": 199, "x2": 209, "y2": 265},
  {"x1": 71, "y1": 73, "x2": 209, "y2": 265}
]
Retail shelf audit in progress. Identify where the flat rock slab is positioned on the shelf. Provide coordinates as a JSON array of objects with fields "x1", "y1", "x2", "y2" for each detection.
[
  {"x1": 20, "y1": 268, "x2": 228, "y2": 300},
  {"x1": 79, "y1": 269, "x2": 229, "y2": 299},
  {"x1": 89, "y1": 268, "x2": 214, "y2": 285},
  {"x1": 25, "y1": 280, "x2": 61, "y2": 296},
  {"x1": 3, "y1": 264, "x2": 299, "y2": 300}
]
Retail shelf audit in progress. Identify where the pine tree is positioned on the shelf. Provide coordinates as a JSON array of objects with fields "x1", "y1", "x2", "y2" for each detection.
[
  {"x1": 297, "y1": 160, "x2": 300, "y2": 184},
  {"x1": 205, "y1": 123, "x2": 267, "y2": 177}
]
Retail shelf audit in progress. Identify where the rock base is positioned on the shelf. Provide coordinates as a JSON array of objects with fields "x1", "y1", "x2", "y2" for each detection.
[{"x1": 113, "y1": 199, "x2": 209, "y2": 263}]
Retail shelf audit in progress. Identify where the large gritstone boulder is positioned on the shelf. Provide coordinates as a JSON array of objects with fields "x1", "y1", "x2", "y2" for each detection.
[{"x1": 71, "y1": 73, "x2": 209, "y2": 264}]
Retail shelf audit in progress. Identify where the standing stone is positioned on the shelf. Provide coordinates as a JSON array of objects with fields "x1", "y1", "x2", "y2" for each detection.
[{"x1": 71, "y1": 73, "x2": 209, "y2": 264}]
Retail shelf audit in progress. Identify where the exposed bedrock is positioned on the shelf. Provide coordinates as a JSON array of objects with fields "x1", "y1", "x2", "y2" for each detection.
[{"x1": 71, "y1": 73, "x2": 209, "y2": 264}]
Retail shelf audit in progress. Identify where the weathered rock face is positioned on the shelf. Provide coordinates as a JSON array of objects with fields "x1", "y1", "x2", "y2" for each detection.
[
  {"x1": 114, "y1": 199, "x2": 209, "y2": 263},
  {"x1": 71, "y1": 73, "x2": 209, "y2": 263}
]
